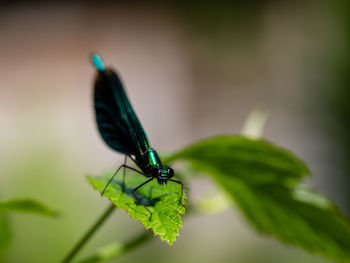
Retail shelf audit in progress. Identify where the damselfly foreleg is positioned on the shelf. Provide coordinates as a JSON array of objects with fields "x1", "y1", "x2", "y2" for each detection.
[{"x1": 101, "y1": 158, "x2": 145, "y2": 196}]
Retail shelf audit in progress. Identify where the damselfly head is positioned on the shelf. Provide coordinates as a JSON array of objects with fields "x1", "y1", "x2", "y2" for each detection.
[{"x1": 150, "y1": 166, "x2": 174, "y2": 184}]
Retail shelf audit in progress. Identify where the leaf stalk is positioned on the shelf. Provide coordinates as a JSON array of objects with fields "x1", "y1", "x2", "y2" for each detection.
[{"x1": 62, "y1": 204, "x2": 115, "y2": 263}]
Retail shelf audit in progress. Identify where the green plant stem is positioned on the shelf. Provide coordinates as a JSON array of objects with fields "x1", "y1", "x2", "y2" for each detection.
[
  {"x1": 75, "y1": 230, "x2": 153, "y2": 263},
  {"x1": 62, "y1": 204, "x2": 116, "y2": 263}
]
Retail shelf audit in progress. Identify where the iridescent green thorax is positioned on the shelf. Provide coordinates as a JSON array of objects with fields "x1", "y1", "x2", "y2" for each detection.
[{"x1": 147, "y1": 148, "x2": 161, "y2": 167}]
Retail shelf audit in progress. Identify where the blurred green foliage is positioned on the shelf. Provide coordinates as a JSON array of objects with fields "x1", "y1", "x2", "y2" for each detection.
[
  {"x1": 0, "y1": 197, "x2": 56, "y2": 261},
  {"x1": 0, "y1": 199, "x2": 57, "y2": 217},
  {"x1": 166, "y1": 136, "x2": 350, "y2": 263}
]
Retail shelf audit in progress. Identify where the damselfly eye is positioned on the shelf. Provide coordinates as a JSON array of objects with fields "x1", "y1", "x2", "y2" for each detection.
[{"x1": 168, "y1": 168, "x2": 174, "y2": 178}]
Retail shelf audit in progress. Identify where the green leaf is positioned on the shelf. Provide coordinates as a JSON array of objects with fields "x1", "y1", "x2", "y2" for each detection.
[
  {"x1": 166, "y1": 136, "x2": 309, "y2": 185},
  {"x1": 166, "y1": 135, "x2": 350, "y2": 262},
  {"x1": 87, "y1": 172, "x2": 186, "y2": 245},
  {"x1": 0, "y1": 199, "x2": 57, "y2": 217}
]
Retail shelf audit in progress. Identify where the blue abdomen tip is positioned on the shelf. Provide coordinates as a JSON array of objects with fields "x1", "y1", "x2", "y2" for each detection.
[{"x1": 91, "y1": 53, "x2": 105, "y2": 71}]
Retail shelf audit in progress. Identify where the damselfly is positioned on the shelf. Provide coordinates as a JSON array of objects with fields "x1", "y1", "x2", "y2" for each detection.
[{"x1": 91, "y1": 54, "x2": 184, "y2": 219}]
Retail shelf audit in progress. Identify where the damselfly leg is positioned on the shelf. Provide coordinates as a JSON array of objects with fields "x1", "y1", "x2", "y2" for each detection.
[
  {"x1": 101, "y1": 157, "x2": 145, "y2": 196},
  {"x1": 132, "y1": 178, "x2": 154, "y2": 221},
  {"x1": 169, "y1": 179, "x2": 184, "y2": 207},
  {"x1": 122, "y1": 155, "x2": 127, "y2": 191}
]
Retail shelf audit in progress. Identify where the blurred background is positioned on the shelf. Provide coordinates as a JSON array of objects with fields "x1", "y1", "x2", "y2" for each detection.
[{"x1": 0, "y1": 1, "x2": 349, "y2": 262}]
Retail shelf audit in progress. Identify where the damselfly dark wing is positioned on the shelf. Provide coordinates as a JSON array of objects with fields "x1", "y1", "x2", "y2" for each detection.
[{"x1": 94, "y1": 68, "x2": 151, "y2": 156}]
